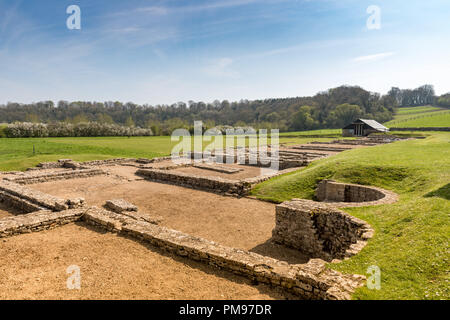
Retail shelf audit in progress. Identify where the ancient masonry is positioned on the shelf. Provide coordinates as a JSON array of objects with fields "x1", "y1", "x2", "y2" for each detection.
[
  {"x1": 0, "y1": 136, "x2": 402, "y2": 299},
  {"x1": 272, "y1": 200, "x2": 374, "y2": 261},
  {"x1": 315, "y1": 179, "x2": 398, "y2": 207}
]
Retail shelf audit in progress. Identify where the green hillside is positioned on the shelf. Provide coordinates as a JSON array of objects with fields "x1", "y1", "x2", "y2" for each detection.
[{"x1": 385, "y1": 106, "x2": 450, "y2": 128}]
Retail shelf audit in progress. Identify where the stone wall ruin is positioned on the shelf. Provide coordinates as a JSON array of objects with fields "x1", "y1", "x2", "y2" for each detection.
[
  {"x1": 272, "y1": 200, "x2": 374, "y2": 261},
  {"x1": 315, "y1": 180, "x2": 398, "y2": 207}
]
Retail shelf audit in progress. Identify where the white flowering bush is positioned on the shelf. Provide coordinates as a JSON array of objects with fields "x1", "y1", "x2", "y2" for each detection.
[{"x1": 4, "y1": 122, "x2": 153, "y2": 138}]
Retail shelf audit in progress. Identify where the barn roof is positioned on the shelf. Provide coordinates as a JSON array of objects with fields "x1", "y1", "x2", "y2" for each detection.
[
  {"x1": 358, "y1": 119, "x2": 389, "y2": 131},
  {"x1": 343, "y1": 119, "x2": 389, "y2": 131}
]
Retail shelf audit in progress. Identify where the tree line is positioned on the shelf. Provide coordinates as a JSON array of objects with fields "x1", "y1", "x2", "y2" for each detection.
[
  {"x1": 0, "y1": 84, "x2": 446, "y2": 136},
  {"x1": 1, "y1": 122, "x2": 153, "y2": 138}
]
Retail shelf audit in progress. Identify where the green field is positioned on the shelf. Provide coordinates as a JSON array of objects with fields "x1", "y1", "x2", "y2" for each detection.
[
  {"x1": 252, "y1": 132, "x2": 450, "y2": 299},
  {"x1": 0, "y1": 135, "x2": 338, "y2": 171},
  {"x1": 385, "y1": 106, "x2": 450, "y2": 128},
  {"x1": 0, "y1": 132, "x2": 448, "y2": 300}
]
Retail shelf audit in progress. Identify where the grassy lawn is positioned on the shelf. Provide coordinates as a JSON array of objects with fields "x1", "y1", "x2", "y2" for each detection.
[
  {"x1": 252, "y1": 132, "x2": 450, "y2": 299},
  {"x1": 0, "y1": 137, "x2": 172, "y2": 171}
]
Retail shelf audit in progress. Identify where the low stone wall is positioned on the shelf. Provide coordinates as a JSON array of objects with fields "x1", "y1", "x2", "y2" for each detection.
[
  {"x1": 136, "y1": 168, "x2": 251, "y2": 196},
  {"x1": 243, "y1": 167, "x2": 302, "y2": 185},
  {"x1": 35, "y1": 158, "x2": 136, "y2": 170},
  {"x1": 186, "y1": 152, "x2": 308, "y2": 170},
  {"x1": 4, "y1": 168, "x2": 106, "y2": 185},
  {"x1": 105, "y1": 199, "x2": 138, "y2": 213},
  {"x1": 82, "y1": 206, "x2": 365, "y2": 300},
  {"x1": 137, "y1": 156, "x2": 172, "y2": 164},
  {"x1": 294, "y1": 145, "x2": 351, "y2": 152},
  {"x1": 0, "y1": 180, "x2": 69, "y2": 211},
  {"x1": 0, "y1": 209, "x2": 84, "y2": 238},
  {"x1": 81, "y1": 158, "x2": 137, "y2": 166},
  {"x1": 193, "y1": 163, "x2": 243, "y2": 174},
  {"x1": 272, "y1": 200, "x2": 373, "y2": 261},
  {"x1": 315, "y1": 180, "x2": 398, "y2": 207},
  {"x1": 0, "y1": 191, "x2": 45, "y2": 213}
]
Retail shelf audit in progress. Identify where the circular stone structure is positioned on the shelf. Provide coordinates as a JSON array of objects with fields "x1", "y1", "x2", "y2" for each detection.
[{"x1": 314, "y1": 179, "x2": 398, "y2": 207}]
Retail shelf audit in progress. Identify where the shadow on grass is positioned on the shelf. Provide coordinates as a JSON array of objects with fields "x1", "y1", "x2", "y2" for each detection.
[{"x1": 424, "y1": 183, "x2": 450, "y2": 200}]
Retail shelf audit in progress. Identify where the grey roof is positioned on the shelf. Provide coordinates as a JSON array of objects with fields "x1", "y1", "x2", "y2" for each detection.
[{"x1": 358, "y1": 119, "x2": 389, "y2": 131}]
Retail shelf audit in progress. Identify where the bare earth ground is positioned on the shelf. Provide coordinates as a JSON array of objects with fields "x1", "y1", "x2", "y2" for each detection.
[
  {"x1": 29, "y1": 166, "x2": 309, "y2": 264},
  {"x1": 0, "y1": 223, "x2": 293, "y2": 300}
]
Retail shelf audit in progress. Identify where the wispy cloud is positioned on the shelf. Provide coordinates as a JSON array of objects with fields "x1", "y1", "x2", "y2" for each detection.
[
  {"x1": 353, "y1": 52, "x2": 395, "y2": 62},
  {"x1": 203, "y1": 58, "x2": 240, "y2": 78},
  {"x1": 134, "y1": 0, "x2": 260, "y2": 16}
]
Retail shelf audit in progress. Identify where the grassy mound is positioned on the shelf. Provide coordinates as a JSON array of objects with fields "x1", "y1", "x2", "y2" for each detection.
[{"x1": 252, "y1": 133, "x2": 450, "y2": 300}]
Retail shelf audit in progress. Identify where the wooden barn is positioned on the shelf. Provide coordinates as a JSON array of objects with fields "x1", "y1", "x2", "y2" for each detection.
[{"x1": 342, "y1": 119, "x2": 389, "y2": 137}]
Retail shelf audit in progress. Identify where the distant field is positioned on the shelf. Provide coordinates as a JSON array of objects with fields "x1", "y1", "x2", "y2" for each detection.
[
  {"x1": 385, "y1": 106, "x2": 450, "y2": 128},
  {"x1": 0, "y1": 135, "x2": 336, "y2": 172},
  {"x1": 279, "y1": 129, "x2": 342, "y2": 136}
]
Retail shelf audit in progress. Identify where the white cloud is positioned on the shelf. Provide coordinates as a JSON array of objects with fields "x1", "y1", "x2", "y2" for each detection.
[
  {"x1": 134, "y1": 0, "x2": 259, "y2": 15},
  {"x1": 353, "y1": 52, "x2": 395, "y2": 62},
  {"x1": 204, "y1": 58, "x2": 240, "y2": 78}
]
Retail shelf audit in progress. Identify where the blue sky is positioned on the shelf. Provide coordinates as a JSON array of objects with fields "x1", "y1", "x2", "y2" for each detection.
[{"x1": 0, "y1": 0, "x2": 449, "y2": 105}]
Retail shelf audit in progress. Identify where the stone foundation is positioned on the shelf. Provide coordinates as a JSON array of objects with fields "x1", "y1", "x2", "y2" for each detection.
[
  {"x1": 36, "y1": 158, "x2": 136, "y2": 169},
  {"x1": 0, "y1": 209, "x2": 84, "y2": 238},
  {"x1": 0, "y1": 202, "x2": 367, "y2": 299},
  {"x1": 0, "y1": 191, "x2": 45, "y2": 213},
  {"x1": 187, "y1": 151, "x2": 308, "y2": 170},
  {"x1": 315, "y1": 180, "x2": 398, "y2": 207},
  {"x1": 105, "y1": 199, "x2": 138, "y2": 213},
  {"x1": 272, "y1": 200, "x2": 374, "y2": 261},
  {"x1": 0, "y1": 180, "x2": 69, "y2": 211},
  {"x1": 136, "y1": 168, "x2": 252, "y2": 197},
  {"x1": 103, "y1": 199, "x2": 161, "y2": 224},
  {"x1": 0, "y1": 180, "x2": 85, "y2": 211},
  {"x1": 193, "y1": 163, "x2": 243, "y2": 174},
  {"x1": 5, "y1": 168, "x2": 106, "y2": 185}
]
